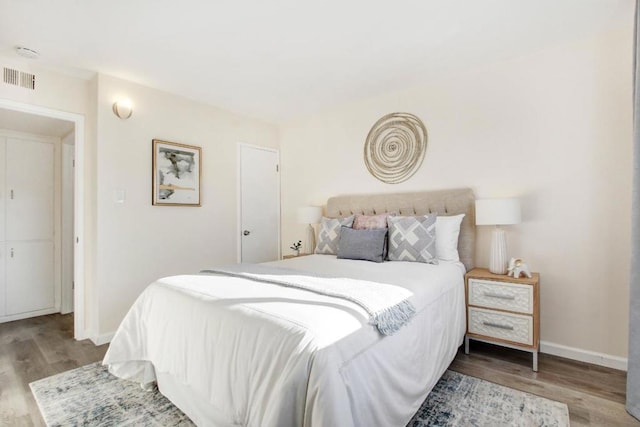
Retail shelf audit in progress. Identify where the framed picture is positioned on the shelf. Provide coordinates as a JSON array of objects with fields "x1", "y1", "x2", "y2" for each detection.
[{"x1": 152, "y1": 139, "x2": 201, "y2": 206}]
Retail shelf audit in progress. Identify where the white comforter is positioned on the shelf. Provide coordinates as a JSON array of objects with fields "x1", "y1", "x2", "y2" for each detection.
[{"x1": 103, "y1": 255, "x2": 466, "y2": 427}]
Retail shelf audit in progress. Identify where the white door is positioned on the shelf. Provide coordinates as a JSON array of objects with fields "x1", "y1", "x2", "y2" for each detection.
[
  {"x1": 6, "y1": 241, "x2": 55, "y2": 314},
  {"x1": 0, "y1": 137, "x2": 5, "y2": 317},
  {"x1": 239, "y1": 145, "x2": 280, "y2": 263},
  {"x1": 6, "y1": 138, "x2": 54, "y2": 241},
  {"x1": 5, "y1": 137, "x2": 55, "y2": 316}
]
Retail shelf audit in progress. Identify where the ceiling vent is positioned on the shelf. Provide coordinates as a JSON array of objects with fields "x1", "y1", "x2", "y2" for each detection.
[{"x1": 3, "y1": 67, "x2": 35, "y2": 90}]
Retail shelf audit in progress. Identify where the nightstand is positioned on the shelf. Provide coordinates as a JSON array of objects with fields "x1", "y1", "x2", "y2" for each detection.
[
  {"x1": 464, "y1": 268, "x2": 540, "y2": 371},
  {"x1": 282, "y1": 253, "x2": 312, "y2": 260}
]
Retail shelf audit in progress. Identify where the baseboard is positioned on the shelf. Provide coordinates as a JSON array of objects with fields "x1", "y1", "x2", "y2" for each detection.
[
  {"x1": 540, "y1": 340, "x2": 628, "y2": 371},
  {"x1": 91, "y1": 332, "x2": 115, "y2": 346},
  {"x1": 0, "y1": 308, "x2": 58, "y2": 324}
]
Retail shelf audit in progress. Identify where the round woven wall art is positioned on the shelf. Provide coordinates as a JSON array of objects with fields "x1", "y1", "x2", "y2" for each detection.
[{"x1": 363, "y1": 112, "x2": 428, "y2": 184}]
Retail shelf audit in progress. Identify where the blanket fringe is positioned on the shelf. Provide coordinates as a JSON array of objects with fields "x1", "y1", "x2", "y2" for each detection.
[{"x1": 374, "y1": 300, "x2": 416, "y2": 335}]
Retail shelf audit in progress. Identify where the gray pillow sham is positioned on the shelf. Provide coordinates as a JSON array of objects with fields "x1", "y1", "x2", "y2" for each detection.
[{"x1": 337, "y1": 226, "x2": 387, "y2": 263}]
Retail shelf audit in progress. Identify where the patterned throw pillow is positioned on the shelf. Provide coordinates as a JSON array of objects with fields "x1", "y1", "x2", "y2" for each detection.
[
  {"x1": 353, "y1": 213, "x2": 395, "y2": 230},
  {"x1": 387, "y1": 214, "x2": 438, "y2": 264},
  {"x1": 315, "y1": 215, "x2": 355, "y2": 255}
]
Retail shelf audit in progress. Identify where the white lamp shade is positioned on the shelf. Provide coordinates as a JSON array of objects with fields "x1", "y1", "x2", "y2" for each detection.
[
  {"x1": 475, "y1": 198, "x2": 521, "y2": 226},
  {"x1": 297, "y1": 206, "x2": 322, "y2": 224}
]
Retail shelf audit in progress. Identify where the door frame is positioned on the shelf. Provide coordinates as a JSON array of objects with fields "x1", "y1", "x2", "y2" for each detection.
[
  {"x1": 236, "y1": 143, "x2": 281, "y2": 263},
  {"x1": 61, "y1": 141, "x2": 74, "y2": 314},
  {"x1": 0, "y1": 99, "x2": 87, "y2": 340}
]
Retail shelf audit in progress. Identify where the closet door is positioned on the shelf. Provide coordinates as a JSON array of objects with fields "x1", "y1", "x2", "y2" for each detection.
[
  {"x1": 5, "y1": 138, "x2": 55, "y2": 315},
  {"x1": 0, "y1": 137, "x2": 4, "y2": 317},
  {"x1": 0, "y1": 247, "x2": 4, "y2": 317},
  {"x1": 6, "y1": 138, "x2": 54, "y2": 241},
  {"x1": 6, "y1": 241, "x2": 54, "y2": 315}
]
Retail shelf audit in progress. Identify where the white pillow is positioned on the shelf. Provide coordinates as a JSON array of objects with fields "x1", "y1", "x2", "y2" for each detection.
[{"x1": 436, "y1": 214, "x2": 465, "y2": 262}]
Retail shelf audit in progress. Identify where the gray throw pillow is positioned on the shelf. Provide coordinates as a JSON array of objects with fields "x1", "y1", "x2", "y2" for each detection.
[
  {"x1": 315, "y1": 215, "x2": 354, "y2": 255},
  {"x1": 387, "y1": 214, "x2": 438, "y2": 264},
  {"x1": 337, "y1": 226, "x2": 387, "y2": 263}
]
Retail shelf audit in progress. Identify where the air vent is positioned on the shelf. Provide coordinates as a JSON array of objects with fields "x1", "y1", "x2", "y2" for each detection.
[{"x1": 3, "y1": 67, "x2": 35, "y2": 90}]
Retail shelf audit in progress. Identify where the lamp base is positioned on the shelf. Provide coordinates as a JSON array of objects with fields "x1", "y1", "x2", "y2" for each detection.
[
  {"x1": 489, "y1": 227, "x2": 508, "y2": 275},
  {"x1": 303, "y1": 224, "x2": 316, "y2": 254}
]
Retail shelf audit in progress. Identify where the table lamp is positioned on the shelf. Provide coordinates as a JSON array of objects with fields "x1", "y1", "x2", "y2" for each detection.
[
  {"x1": 297, "y1": 206, "x2": 323, "y2": 254},
  {"x1": 475, "y1": 198, "x2": 521, "y2": 274}
]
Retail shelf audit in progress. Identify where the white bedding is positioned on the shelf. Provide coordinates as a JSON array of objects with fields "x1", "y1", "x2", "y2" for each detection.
[{"x1": 103, "y1": 255, "x2": 466, "y2": 427}]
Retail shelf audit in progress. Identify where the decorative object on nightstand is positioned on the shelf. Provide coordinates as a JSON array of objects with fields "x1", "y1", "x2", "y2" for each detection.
[
  {"x1": 289, "y1": 240, "x2": 302, "y2": 256},
  {"x1": 297, "y1": 206, "x2": 322, "y2": 254},
  {"x1": 507, "y1": 257, "x2": 532, "y2": 278},
  {"x1": 475, "y1": 198, "x2": 521, "y2": 274},
  {"x1": 464, "y1": 268, "x2": 540, "y2": 371}
]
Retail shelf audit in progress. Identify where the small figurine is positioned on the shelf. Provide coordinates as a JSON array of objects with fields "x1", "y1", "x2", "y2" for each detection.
[
  {"x1": 507, "y1": 257, "x2": 532, "y2": 279},
  {"x1": 290, "y1": 240, "x2": 302, "y2": 256}
]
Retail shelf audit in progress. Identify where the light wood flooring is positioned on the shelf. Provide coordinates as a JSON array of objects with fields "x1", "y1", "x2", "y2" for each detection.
[
  {"x1": 0, "y1": 313, "x2": 638, "y2": 426},
  {"x1": 453, "y1": 341, "x2": 639, "y2": 426},
  {"x1": 0, "y1": 314, "x2": 108, "y2": 426}
]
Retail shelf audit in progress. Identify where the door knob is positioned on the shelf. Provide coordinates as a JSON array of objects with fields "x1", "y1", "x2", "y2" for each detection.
[{"x1": 243, "y1": 230, "x2": 251, "y2": 236}]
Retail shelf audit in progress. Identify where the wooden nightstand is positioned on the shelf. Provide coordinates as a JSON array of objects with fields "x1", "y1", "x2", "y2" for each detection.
[
  {"x1": 464, "y1": 268, "x2": 540, "y2": 371},
  {"x1": 282, "y1": 253, "x2": 312, "y2": 260}
]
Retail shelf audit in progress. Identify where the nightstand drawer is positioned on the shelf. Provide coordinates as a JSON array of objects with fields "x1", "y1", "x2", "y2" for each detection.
[
  {"x1": 468, "y1": 307, "x2": 533, "y2": 346},
  {"x1": 468, "y1": 278, "x2": 533, "y2": 314}
]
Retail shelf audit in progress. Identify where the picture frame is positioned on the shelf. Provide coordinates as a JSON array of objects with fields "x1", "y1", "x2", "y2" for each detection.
[{"x1": 152, "y1": 139, "x2": 201, "y2": 206}]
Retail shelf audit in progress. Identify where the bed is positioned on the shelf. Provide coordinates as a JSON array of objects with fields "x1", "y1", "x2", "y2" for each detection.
[{"x1": 103, "y1": 188, "x2": 476, "y2": 427}]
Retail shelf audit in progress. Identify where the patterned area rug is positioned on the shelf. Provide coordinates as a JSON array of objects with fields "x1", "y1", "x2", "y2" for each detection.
[
  {"x1": 30, "y1": 363, "x2": 569, "y2": 426},
  {"x1": 406, "y1": 370, "x2": 569, "y2": 426}
]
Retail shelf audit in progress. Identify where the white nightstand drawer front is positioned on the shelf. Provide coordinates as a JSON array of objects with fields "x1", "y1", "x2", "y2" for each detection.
[
  {"x1": 468, "y1": 279, "x2": 533, "y2": 314},
  {"x1": 468, "y1": 307, "x2": 533, "y2": 345}
]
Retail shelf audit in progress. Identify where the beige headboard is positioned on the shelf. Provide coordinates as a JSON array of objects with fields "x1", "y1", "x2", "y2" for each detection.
[{"x1": 326, "y1": 188, "x2": 476, "y2": 271}]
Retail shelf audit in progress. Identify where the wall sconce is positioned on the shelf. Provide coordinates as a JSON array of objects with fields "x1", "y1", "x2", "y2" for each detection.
[{"x1": 112, "y1": 99, "x2": 133, "y2": 119}]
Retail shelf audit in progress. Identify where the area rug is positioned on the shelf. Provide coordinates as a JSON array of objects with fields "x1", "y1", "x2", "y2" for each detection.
[{"x1": 30, "y1": 363, "x2": 569, "y2": 426}]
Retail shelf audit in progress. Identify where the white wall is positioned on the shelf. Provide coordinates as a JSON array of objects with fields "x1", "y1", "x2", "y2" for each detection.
[
  {"x1": 0, "y1": 63, "x2": 97, "y2": 337},
  {"x1": 0, "y1": 65, "x2": 280, "y2": 339},
  {"x1": 95, "y1": 74, "x2": 278, "y2": 334},
  {"x1": 279, "y1": 28, "x2": 633, "y2": 361}
]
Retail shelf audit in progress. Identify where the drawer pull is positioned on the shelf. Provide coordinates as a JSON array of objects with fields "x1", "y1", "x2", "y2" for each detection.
[
  {"x1": 483, "y1": 292, "x2": 515, "y2": 300},
  {"x1": 482, "y1": 321, "x2": 514, "y2": 330}
]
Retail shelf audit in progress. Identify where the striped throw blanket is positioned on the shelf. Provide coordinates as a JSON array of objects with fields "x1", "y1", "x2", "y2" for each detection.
[{"x1": 201, "y1": 264, "x2": 416, "y2": 335}]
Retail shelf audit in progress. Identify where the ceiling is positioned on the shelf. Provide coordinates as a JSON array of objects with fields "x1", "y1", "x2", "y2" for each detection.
[
  {"x1": 0, "y1": 0, "x2": 633, "y2": 123},
  {"x1": 0, "y1": 108, "x2": 74, "y2": 138}
]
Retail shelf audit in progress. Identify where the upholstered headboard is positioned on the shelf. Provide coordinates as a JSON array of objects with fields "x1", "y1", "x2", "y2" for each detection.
[{"x1": 326, "y1": 188, "x2": 476, "y2": 271}]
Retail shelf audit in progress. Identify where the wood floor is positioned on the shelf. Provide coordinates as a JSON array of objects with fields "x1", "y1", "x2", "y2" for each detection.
[
  {"x1": 0, "y1": 314, "x2": 108, "y2": 426},
  {"x1": 0, "y1": 313, "x2": 638, "y2": 426},
  {"x1": 453, "y1": 341, "x2": 639, "y2": 426}
]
